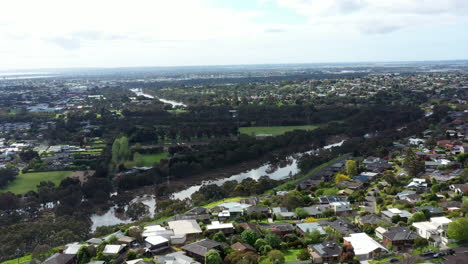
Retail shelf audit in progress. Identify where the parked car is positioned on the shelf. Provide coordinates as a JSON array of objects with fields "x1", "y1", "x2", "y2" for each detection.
[
  {"x1": 389, "y1": 258, "x2": 400, "y2": 263},
  {"x1": 420, "y1": 249, "x2": 434, "y2": 256}
]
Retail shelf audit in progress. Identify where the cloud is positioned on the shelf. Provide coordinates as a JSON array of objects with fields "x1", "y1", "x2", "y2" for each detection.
[
  {"x1": 264, "y1": 28, "x2": 286, "y2": 33},
  {"x1": 277, "y1": 0, "x2": 468, "y2": 34},
  {"x1": 47, "y1": 37, "x2": 81, "y2": 50}
]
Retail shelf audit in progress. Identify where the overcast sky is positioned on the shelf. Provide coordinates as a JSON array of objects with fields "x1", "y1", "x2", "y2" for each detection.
[{"x1": 1, "y1": 0, "x2": 468, "y2": 70}]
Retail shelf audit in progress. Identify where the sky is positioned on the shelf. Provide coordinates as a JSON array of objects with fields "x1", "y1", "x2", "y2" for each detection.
[{"x1": 1, "y1": 0, "x2": 468, "y2": 70}]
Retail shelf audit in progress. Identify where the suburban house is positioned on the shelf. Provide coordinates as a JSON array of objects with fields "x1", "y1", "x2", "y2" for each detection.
[
  {"x1": 206, "y1": 221, "x2": 234, "y2": 235},
  {"x1": 167, "y1": 220, "x2": 203, "y2": 244},
  {"x1": 42, "y1": 253, "x2": 77, "y2": 264},
  {"x1": 296, "y1": 222, "x2": 326, "y2": 237},
  {"x1": 156, "y1": 251, "x2": 201, "y2": 264},
  {"x1": 450, "y1": 183, "x2": 468, "y2": 195},
  {"x1": 407, "y1": 178, "x2": 428, "y2": 191},
  {"x1": 381, "y1": 227, "x2": 420, "y2": 251},
  {"x1": 412, "y1": 217, "x2": 453, "y2": 247},
  {"x1": 231, "y1": 242, "x2": 256, "y2": 252},
  {"x1": 271, "y1": 207, "x2": 296, "y2": 219},
  {"x1": 330, "y1": 201, "x2": 353, "y2": 216},
  {"x1": 401, "y1": 193, "x2": 421, "y2": 204},
  {"x1": 309, "y1": 240, "x2": 342, "y2": 264},
  {"x1": 181, "y1": 239, "x2": 223, "y2": 263},
  {"x1": 318, "y1": 196, "x2": 348, "y2": 204},
  {"x1": 103, "y1": 244, "x2": 127, "y2": 255},
  {"x1": 415, "y1": 206, "x2": 445, "y2": 217},
  {"x1": 343, "y1": 233, "x2": 387, "y2": 260},
  {"x1": 237, "y1": 222, "x2": 263, "y2": 234},
  {"x1": 118, "y1": 236, "x2": 136, "y2": 245},
  {"x1": 142, "y1": 225, "x2": 174, "y2": 239},
  {"x1": 396, "y1": 190, "x2": 417, "y2": 200},
  {"x1": 323, "y1": 218, "x2": 361, "y2": 236},
  {"x1": 214, "y1": 202, "x2": 251, "y2": 219},
  {"x1": 375, "y1": 227, "x2": 388, "y2": 240},
  {"x1": 245, "y1": 206, "x2": 269, "y2": 217},
  {"x1": 381, "y1": 208, "x2": 413, "y2": 222},
  {"x1": 260, "y1": 222, "x2": 295, "y2": 236},
  {"x1": 145, "y1": 236, "x2": 170, "y2": 253},
  {"x1": 174, "y1": 207, "x2": 210, "y2": 223},
  {"x1": 357, "y1": 214, "x2": 385, "y2": 227},
  {"x1": 302, "y1": 205, "x2": 333, "y2": 218}
]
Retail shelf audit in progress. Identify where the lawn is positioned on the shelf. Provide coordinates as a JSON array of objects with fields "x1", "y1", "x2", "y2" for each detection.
[
  {"x1": 167, "y1": 109, "x2": 188, "y2": 114},
  {"x1": 239, "y1": 125, "x2": 319, "y2": 136},
  {"x1": 140, "y1": 153, "x2": 169, "y2": 166},
  {"x1": 281, "y1": 249, "x2": 302, "y2": 262},
  {"x1": 202, "y1": 197, "x2": 248, "y2": 209},
  {"x1": 1, "y1": 171, "x2": 72, "y2": 194}
]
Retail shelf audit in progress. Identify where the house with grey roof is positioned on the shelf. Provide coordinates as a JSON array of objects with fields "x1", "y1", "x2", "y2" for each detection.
[
  {"x1": 181, "y1": 239, "x2": 223, "y2": 263},
  {"x1": 309, "y1": 240, "x2": 342, "y2": 264},
  {"x1": 382, "y1": 227, "x2": 420, "y2": 251}
]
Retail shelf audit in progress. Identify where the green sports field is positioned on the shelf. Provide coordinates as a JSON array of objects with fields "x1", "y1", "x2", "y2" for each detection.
[
  {"x1": 1, "y1": 171, "x2": 72, "y2": 194},
  {"x1": 239, "y1": 125, "x2": 319, "y2": 136},
  {"x1": 141, "y1": 153, "x2": 169, "y2": 166}
]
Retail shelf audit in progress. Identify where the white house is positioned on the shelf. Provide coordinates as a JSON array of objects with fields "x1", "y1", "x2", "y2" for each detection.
[
  {"x1": 412, "y1": 217, "x2": 453, "y2": 247},
  {"x1": 103, "y1": 244, "x2": 127, "y2": 255},
  {"x1": 330, "y1": 201, "x2": 352, "y2": 216},
  {"x1": 343, "y1": 233, "x2": 387, "y2": 260}
]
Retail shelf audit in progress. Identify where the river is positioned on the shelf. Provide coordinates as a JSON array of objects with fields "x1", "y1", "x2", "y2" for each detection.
[
  {"x1": 90, "y1": 194, "x2": 156, "y2": 232},
  {"x1": 171, "y1": 140, "x2": 345, "y2": 200},
  {"x1": 90, "y1": 140, "x2": 344, "y2": 230},
  {"x1": 129, "y1": 88, "x2": 187, "y2": 107}
]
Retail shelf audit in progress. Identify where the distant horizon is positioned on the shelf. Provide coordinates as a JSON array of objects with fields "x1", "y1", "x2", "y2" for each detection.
[{"x1": 2, "y1": 58, "x2": 468, "y2": 74}]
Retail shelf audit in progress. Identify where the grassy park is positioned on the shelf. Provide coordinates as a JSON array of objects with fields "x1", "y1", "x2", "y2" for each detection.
[
  {"x1": 1, "y1": 171, "x2": 72, "y2": 194},
  {"x1": 239, "y1": 125, "x2": 319, "y2": 136}
]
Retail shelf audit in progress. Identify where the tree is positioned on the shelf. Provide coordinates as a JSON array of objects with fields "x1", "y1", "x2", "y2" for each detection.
[
  {"x1": 283, "y1": 191, "x2": 306, "y2": 211},
  {"x1": 254, "y1": 238, "x2": 268, "y2": 250},
  {"x1": 346, "y1": 160, "x2": 358, "y2": 177},
  {"x1": 77, "y1": 247, "x2": 92, "y2": 264},
  {"x1": 413, "y1": 238, "x2": 428, "y2": 248},
  {"x1": 305, "y1": 217, "x2": 317, "y2": 223},
  {"x1": 133, "y1": 152, "x2": 144, "y2": 167},
  {"x1": 225, "y1": 251, "x2": 258, "y2": 264},
  {"x1": 303, "y1": 229, "x2": 325, "y2": 244},
  {"x1": 295, "y1": 208, "x2": 308, "y2": 219},
  {"x1": 461, "y1": 201, "x2": 468, "y2": 217},
  {"x1": 265, "y1": 233, "x2": 281, "y2": 249},
  {"x1": 408, "y1": 212, "x2": 426, "y2": 224},
  {"x1": 31, "y1": 244, "x2": 51, "y2": 261},
  {"x1": 127, "y1": 227, "x2": 144, "y2": 243},
  {"x1": 391, "y1": 215, "x2": 402, "y2": 224},
  {"x1": 340, "y1": 244, "x2": 355, "y2": 263},
  {"x1": 212, "y1": 231, "x2": 226, "y2": 242},
  {"x1": 205, "y1": 249, "x2": 222, "y2": 264},
  {"x1": 241, "y1": 230, "x2": 259, "y2": 246},
  {"x1": 126, "y1": 202, "x2": 149, "y2": 220},
  {"x1": 112, "y1": 138, "x2": 121, "y2": 163},
  {"x1": 297, "y1": 249, "x2": 310, "y2": 260},
  {"x1": 448, "y1": 217, "x2": 468, "y2": 242},
  {"x1": 403, "y1": 148, "x2": 425, "y2": 177},
  {"x1": 267, "y1": 250, "x2": 285, "y2": 264},
  {"x1": 334, "y1": 173, "x2": 350, "y2": 184}
]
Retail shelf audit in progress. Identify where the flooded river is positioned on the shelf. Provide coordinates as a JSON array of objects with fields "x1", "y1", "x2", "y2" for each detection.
[{"x1": 129, "y1": 88, "x2": 187, "y2": 107}]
